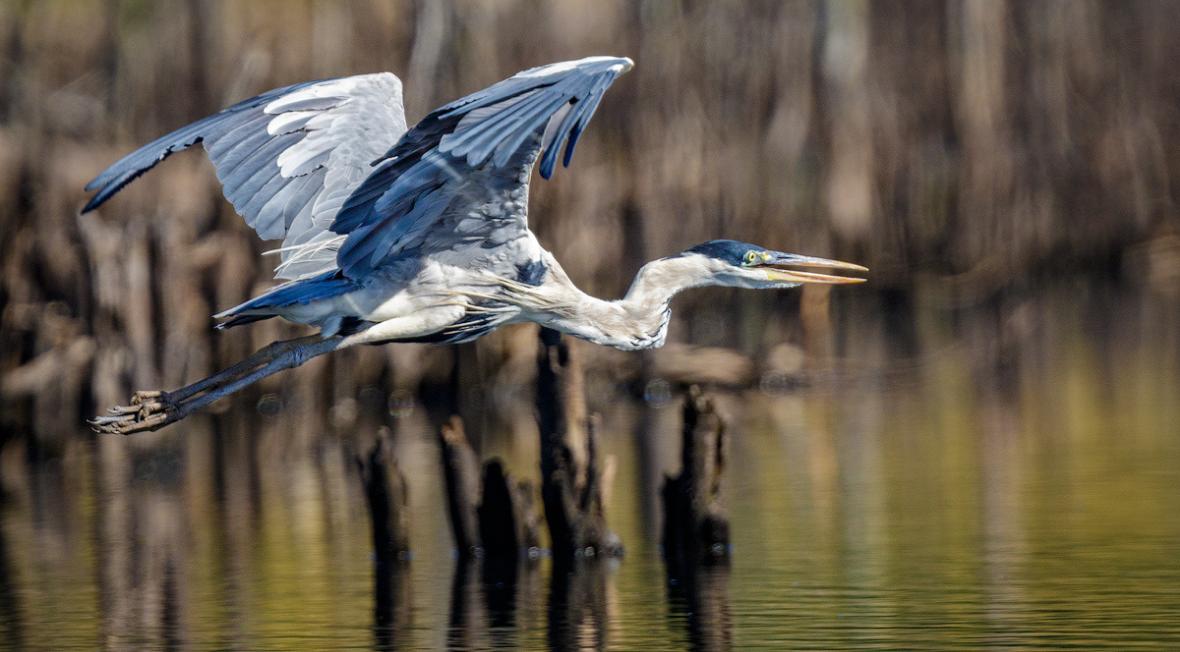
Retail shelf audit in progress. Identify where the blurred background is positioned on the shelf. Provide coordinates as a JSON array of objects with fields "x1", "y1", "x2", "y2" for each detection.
[{"x1": 2, "y1": 1, "x2": 1180, "y2": 650}]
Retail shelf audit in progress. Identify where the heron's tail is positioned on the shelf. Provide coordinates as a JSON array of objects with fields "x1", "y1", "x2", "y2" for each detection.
[{"x1": 214, "y1": 270, "x2": 360, "y2": 329}]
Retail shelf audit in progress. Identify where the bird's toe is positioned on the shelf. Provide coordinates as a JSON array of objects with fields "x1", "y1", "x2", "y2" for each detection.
[
  {"x1": 131, "y1": 390, "x2": 163, "y2": 405},
  {"x1": 90, "y1": 413, "x2": 136, "y2": 434},
  {"x1": 92, "y1": 392, "x2": 176, "y2": 435}
]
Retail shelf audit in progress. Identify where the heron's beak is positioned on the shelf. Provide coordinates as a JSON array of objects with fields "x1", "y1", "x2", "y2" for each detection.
[{"x1": 752, "y1": 252, "x2": 868, "y2": 284}]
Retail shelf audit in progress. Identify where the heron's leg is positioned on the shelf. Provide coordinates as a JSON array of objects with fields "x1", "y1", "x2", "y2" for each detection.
[
  {"x1": 117, "y1": 334, "x2": 323, "y2": 408},
  {"x1": 92, "y1": 336, "x2": 352, "y2": 435},
  {"x1": 92, "y1": 313, "x2": 460, "y2": 435}
]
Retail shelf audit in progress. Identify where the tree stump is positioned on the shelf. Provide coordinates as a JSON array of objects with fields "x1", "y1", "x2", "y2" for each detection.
[
  {"x1": 356, "y1": 429, "x2": 412, "y2": 650},
  {"x1": 478, "y1": 460, "x2": 541, "y2": 560},
  {"x1": 439, "y1": 416, "x2": 482, "y2": 559},
  {"x1": 662, "y1": 387, "x2": 729, "y2": 571},
  {"x1": 536, "y1": 328, "x2": 620, "y2": 565},
  {"x1": 438, "y1": 416, "x2": 541, "y2": 565},
  {"x1": 357, "y1": 431, "x2": 411, "y2": 564}
]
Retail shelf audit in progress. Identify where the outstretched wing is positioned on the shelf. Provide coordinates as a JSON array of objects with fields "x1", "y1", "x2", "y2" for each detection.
[
  {"x1": 331, "y1": 56, "x2": 633, "y2": 278},
  {"x1": 82, "y1": 74, "x2": 408, "y2": 280}
]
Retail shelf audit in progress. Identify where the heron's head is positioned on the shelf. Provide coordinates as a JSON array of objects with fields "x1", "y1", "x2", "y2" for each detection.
[{"x1": 678, "y1": 240, "x2": 867, "y2": 289}]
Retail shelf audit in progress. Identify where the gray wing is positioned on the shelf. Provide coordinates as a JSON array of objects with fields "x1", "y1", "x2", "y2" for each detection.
[
  {"x1": 331, "y1": 56, "x2": 633, "y2": 278},
  {"x1": 82, "y1": 74, "x2": 408, "y2": 280}
]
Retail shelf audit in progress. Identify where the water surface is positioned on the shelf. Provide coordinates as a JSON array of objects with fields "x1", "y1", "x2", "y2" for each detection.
[{"x1": 2, "y1": 284, "x2": 1179, "y2": 650}]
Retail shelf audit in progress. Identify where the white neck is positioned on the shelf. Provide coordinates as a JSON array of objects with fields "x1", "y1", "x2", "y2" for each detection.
[{"x1": 532, "y1": 254, "x2": 715, "y2": 350}]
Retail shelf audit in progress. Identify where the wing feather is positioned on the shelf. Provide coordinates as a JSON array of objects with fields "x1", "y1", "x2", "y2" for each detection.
[
  {"x1": 84, "y1": 57, "x2": 633, "y2": 288},
  {"x1": 82, "y1": 73, "x2": 408, "y2": 280},
  {"x1": 331, "y1": 56, "x2": 632, "y2": 278},
  {"x1": 242, "y1": 172, "x2": 292, "y2": 236},
  {"x1": 225, "y1": 135, "x2": 296, "y2": 203}
]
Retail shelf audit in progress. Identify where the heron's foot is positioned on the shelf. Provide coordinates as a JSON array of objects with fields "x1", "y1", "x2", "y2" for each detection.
[
  {"x1": 90, "y1": 391, "x2": 181, "y2": 435},
  {"x1": 131, "y1": 390, "x2": 163, "y2": 405}
]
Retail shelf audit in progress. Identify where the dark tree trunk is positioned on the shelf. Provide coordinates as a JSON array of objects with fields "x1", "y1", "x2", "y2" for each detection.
[
  {"x1": 478, "y1": 460, "x2": 540, "y2": 560},
  {"x1": 536, "y1": 328, "x2": 621, "y2": 566},
  {"x1": 438, "y1": 416, "x2": 481, "y2": 559},
  {"x1": 662, "y1": 387, "x2": 730, "y2": 572},
  {"x1": 357, "y1": 432, "x2": 412, "y2": 652},
  {"x1": 357, "y1": 435, "x2": 411, "y2": 564},
  {"x1": 438, "y1": 415, "x2": 541, "y2": 567}
]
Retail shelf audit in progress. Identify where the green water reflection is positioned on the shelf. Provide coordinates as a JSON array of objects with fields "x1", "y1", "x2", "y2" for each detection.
[{"x1": 2, "y1": 284, "x2": 1179, "y2": 650}]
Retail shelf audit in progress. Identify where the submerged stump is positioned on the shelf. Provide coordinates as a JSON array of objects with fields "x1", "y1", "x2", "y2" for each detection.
[
  {"x1": 438, "y1": 328, "x2": 620, "y2": 570},
  {"x1": 479, "y1": 460, "x2": 541, "y2": 560},
  {"x1": 536, "y1": 328, "x2": 620, "y2": 565},
  {"x1": 357, "y1": 429, "x2": 413, "y2": 650},
  {"x1": 357, "y1": 431, "x2": 411, "y2": 563},
  {"x1": 439, "y1": 416, "x2": 482, "y2": 559},
  {"x1": 438, "y1": 415, "x2": 541, "y2": 565},
  {"x1": 662, "y1": 387, "x2": 730, "y2": 571}
]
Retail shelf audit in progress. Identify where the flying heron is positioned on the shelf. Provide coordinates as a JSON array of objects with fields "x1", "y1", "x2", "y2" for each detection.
[{"x1": 86, "y1": 56, "x2": 866, "y2": 435}]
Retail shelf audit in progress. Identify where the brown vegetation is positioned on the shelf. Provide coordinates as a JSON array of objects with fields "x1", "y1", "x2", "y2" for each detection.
[{"x1": 3, "y1": 1, "x2": 1180, "y2": 435}]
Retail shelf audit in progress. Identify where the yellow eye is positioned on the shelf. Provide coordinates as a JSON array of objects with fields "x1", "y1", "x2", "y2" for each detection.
[{"x1": 744, "y1": 251, "x2": 758, "y2": 265}]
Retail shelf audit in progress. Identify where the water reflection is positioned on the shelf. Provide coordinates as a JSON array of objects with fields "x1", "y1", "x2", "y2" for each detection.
[
  {"x1": 445, "y1": 556, "x2": 542, "y2": 651},
  {"x1": 481, "y1": 554, "x2": 533, "y2": 632},
  {"x1": 444, "y1": 557, "x2": 617, "y2": 652},
  {"x1": 446, "y1": 558, "x2": 484, "y2": 651},
  {"x1": 95, "y1": 436, "x2": 189, "y2": 652},
  {"x1": 666, "y1": 565, "x2": 732, "y2": 652},
  {"x1": 374, "y1": 560, "x2": 410, "y2": 652},
  {"x1": 0, "y1": 493, "x2": 23, "y2": 651},
  {"x1": 548, "y1": 559, "x2": 612, "y2": 652}
]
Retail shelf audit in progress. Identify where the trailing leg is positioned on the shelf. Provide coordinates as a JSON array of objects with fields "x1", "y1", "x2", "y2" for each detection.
[
  {"x1": 110, "y1": 334, "x2": 324, "y2": 414},
  {"x1": 90, "y1": 313, "x2": 459, "y2": 435},
  {"x1": 92, "y1": 335, "x2": 345, "y2": 435}
]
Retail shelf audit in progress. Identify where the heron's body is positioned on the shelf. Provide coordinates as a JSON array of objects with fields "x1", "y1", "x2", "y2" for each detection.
[
  {"x1": 86, "y1": 56, "x2": 865, "y2": 434},
  {"x1": 254, "y1": 243, "x2": 715, "y2": 351}
]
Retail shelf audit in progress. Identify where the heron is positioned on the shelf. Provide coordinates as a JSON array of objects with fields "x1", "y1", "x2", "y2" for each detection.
[{"x1": 86, "y1": 56, "x2": 866, "y2": 435}]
